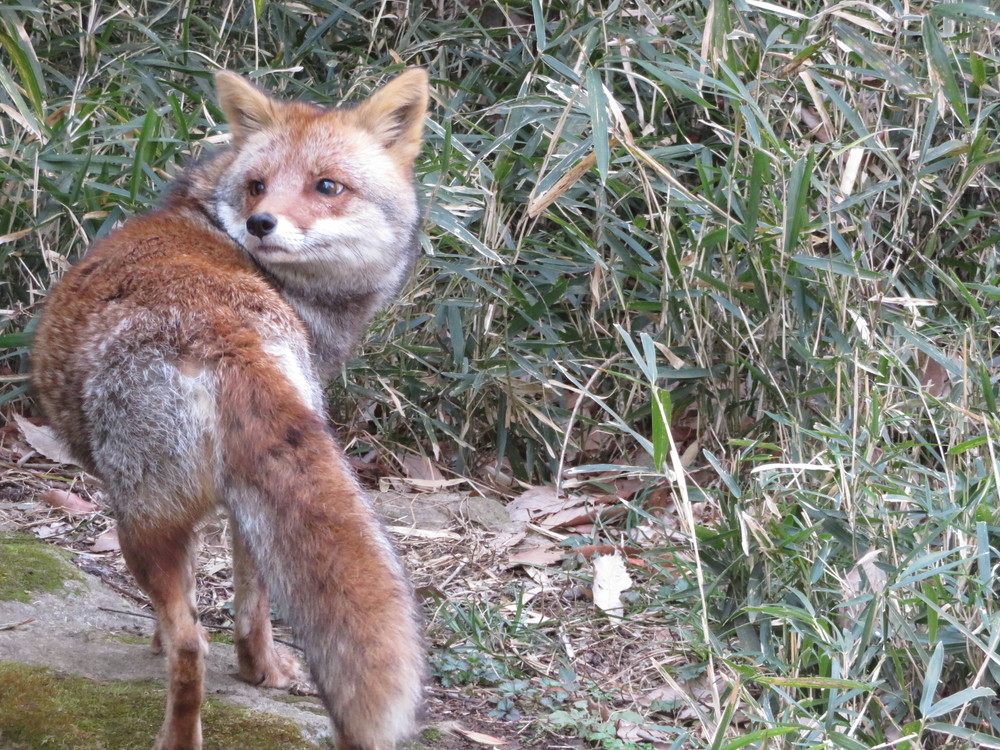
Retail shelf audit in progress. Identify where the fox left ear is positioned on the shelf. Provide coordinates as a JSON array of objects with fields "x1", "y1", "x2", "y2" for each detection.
[
  {"x1": 357, "y1": 68, "x2": 429, "y2": 164},
  {"x1": 215, "y1": 71, "x2": 280, "y2": 147}
]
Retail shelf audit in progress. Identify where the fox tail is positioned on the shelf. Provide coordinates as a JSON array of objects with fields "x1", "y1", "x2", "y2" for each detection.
[{"x1": 218, "y1": 343, "x2": 423, "y2": 749}]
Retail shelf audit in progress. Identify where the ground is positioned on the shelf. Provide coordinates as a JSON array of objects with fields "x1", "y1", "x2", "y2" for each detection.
[
  {"x1": 0, "y1": 415, "x2": 687, "y2": 749},
  {"x1": 0, "y1": 423, "x2": 596, "y2": 749}
]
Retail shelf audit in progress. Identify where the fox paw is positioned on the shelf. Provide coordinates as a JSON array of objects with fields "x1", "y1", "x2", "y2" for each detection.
[
  {"x1": 238, "y1": 643, "x2": 303, "y2": 689},
  {"x1": 288, "y1": 679, "x2": 318, "y2": 697},
  {"x1": 151, "y1": 626, "x2": 163, "y2": 655}
]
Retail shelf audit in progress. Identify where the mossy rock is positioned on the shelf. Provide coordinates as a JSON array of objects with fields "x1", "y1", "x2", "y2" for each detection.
[
  {"x1": 0, "y1": 532, "x2": 82, "y2": 602},
  {"x1": 0, "y1": 663, "x2": 324, "y2": 749}
]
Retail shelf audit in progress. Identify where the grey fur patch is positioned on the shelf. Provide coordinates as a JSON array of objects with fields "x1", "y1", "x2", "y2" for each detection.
[{"x1": 82, "y1": 315, "x2": 218, "y2": 525}]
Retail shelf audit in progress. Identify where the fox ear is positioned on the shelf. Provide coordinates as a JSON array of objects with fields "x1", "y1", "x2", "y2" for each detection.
[
  {"x1": 356, "y1": 68, "x2": 429, "y2": 164},
  {"x1": 215, "y1": 71, "x2": 279, "y2": 147}
]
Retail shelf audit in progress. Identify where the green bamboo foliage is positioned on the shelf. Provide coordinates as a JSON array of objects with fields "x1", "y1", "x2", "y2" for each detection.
[{"x1": 2, "y1": 2, "x2": 1000, "y2": 745}]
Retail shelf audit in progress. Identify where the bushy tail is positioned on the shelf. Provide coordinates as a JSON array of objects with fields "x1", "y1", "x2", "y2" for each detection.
[{"x1": 217, "y1": 350, "x2": 423, "y2": 749}]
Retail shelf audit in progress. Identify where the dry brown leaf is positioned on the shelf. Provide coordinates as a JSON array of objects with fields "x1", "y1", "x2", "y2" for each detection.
[
  {"x1": 582, "y1": 427, "x2": 616, "y2": 454},
  {"x1": 506, "y1": 486, "x2": 568, "y2": 522},
  {"x1": 842, "y1": 549, "x2": 886, "y2": 622},
  {"x1": 486, "y1": 528, "x2": 528, "y2": 555},
  {"x1": 400, "y1": 454, "x2": 445, "y2": 482},
  {"x1": 542, "y1": 501, "x2": 626, "y2": 530},
  {"x1": 918, "y1": 355, "x2": 952, "y2": 398},
  {"x1": 642, "y1": 683, "x2": 686, "y2": 706},
  {"x1": 37, "y1": 489, "x2": 97, "y2": 514},
  {"x1": 507, "y1": 543, "x2": 563, "y2": 568},
  {"x1": 610, "y1": 477, "x2": 644, "y2": 500},
  {"x1": 14, "y1": 414, "x2": 80, "y2": 466},
  {"x1": 91, "y1": 529, "x2": 120, "y2": 552},
  {"x1": 617, "y1": 718, "x2": 673, "y2": 748},
  {"x1": 540, "y1": 505, "x2": 594, "y2": 529},
  {"x1": 508, "y1": 486, "x2": 630, "y2": 530},
  {"x1": 448, "y1": 723, "x2": 510, "y2": 746},
  {"x1": 572, "y1": 543, "x2": 642, "y2": 559},
  {"x1": 641, "y1": 671, "x2": 734, "y2": 722}
]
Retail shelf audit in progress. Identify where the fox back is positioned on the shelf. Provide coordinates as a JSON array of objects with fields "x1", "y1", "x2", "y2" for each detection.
[{"x1": 31, "y1": 69, "x2": 430, "y2": 750}]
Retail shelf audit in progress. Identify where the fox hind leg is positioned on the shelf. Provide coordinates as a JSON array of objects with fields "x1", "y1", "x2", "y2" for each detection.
[
  {"x1": 231, "y1": 523, "x2": 303, "y2": 688},
  {"x1": 150, "y1": 535, "x2": 199, "y2": 657},
  {"x1": 118, "y1": 517, "x2": 208, "y2": 750}
]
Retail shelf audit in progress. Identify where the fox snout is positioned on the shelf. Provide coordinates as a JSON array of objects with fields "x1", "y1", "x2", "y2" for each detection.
[{"x1": 246, "y1": 213, "x2": 278, "y2": 238}]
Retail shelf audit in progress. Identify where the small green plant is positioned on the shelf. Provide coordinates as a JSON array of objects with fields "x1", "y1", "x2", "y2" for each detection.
[
  {"x1": 429, "y1": 645, "x2": 509, "y2": 689},
  {"x1": 544, "y1": 703, "x2": 654, "y2": 750}
]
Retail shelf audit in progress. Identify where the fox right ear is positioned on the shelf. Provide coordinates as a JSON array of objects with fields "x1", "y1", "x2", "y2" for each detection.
[
  {"x1": 215, "y1": 71, "x2": 278, "y2": 147},
  {"x1": 356, "y1": 68, "x2": 430, "y2": 165}
]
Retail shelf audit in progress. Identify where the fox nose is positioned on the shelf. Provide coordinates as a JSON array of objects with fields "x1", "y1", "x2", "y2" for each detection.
[{"x1": 246, "y1": 213, "x2": 277, "y2": 238}]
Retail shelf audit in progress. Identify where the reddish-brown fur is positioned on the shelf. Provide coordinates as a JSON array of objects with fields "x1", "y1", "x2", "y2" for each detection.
[{"x1": 31, "y1": 70, "x2": 428, "y2": 750}]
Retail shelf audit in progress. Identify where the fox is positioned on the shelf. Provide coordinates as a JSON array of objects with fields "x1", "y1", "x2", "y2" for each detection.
[{"x1": 30, "y1": 68, "x2": 429, "y2": 750}]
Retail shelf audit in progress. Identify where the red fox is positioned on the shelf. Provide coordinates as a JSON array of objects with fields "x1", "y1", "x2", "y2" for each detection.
[{"x1": 31, "y1": 68, "x2": 429, "y2": 750}]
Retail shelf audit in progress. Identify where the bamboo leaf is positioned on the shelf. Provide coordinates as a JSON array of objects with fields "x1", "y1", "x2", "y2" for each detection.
[
  {"x1": 927, "y1": 687, "x2": 995, "y2": 718},
  {"x1": 585, "y1": 67, "x2": 609, "y2": 183},
  {"x1": 0, "y1": 16, "x2": 44, "y2": 121},
  {"x1": 920, "y1": 642, "x2": 945, "y2": 717},
  {"x1": 923, "y1": 16, "x2": 969, "y2": 127},
  {"x1": 783, "y1": 149, "x2": 814, "y2": 256}
]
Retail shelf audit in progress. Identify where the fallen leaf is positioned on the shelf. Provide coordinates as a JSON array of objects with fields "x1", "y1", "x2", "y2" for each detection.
[
  {"x1": 542, "y1": 501, "x2": 626, "y2": 530},
  {"x1": 507, "y1": 543, "x2": 563, "y2": 568},
  {"x1": 14, "y1": 415, "x2": 80, "y2": 466},
  {"x1": 572, "y1": 543, "x2": 642, "y2": 559},
  {"x1": 610, "y1": 477, "x2": 644, "y2": 500},
  {"x1": 592, "y1": 551, "x2": 632, "y2": 620},
  {"x1": 38, "y1": 489, "x2": 97, "y2": 514},
  {"x1": 91, "y1": 529, "x2": 120, "y2": 552},
  {"x1": 641, "y1": 671, "x2": 736, "y2": 722},
  {"x1": 617, "y1": 718, "x2": 673, "y2": 747},
  {"x1": 486, "y1": 528, "x2": 527, "y2": 554},
  {"x1": 498, "y1": 603, "x2": 544, "y2": 624},
  {"x1": 642, "y1": 683, "x2": 686, "y2": 706},
  {"x1": 842, "y1": 549, "x2": 886, "y2": 622},
  {"x1": 386, "y1": 526, "x2": 461, "y2": 540},
  {"x1": 507, "y1": 486, "x2": 627, "y2": 530},
  {"x1": 400, "y1": 454, "x2": 446, "y2": 482},
  {"x1": 918, "y1": 354, "x2": 952, "y2": 398},
  {"x1": 448, "y1": 723, "x2": 510, "y2": 745},
  {"x1": 36, "y1": 522, "x2": 68, "y2": 539},
  {"x1": 506, "y1": 486, "x2": 567, "y2": 522}
]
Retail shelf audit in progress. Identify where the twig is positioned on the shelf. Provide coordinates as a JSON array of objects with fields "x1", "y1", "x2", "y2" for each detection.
[
  {"x1": 0, "y1": 617, "x2": 35, "y2": 631},
  {"x1": 98, "y1": 605, "x2": 153, "y2": 621},
  {"x1": 97, "y1": 606, "x2": 304, "y2": 652},
  {"x1": 101, "y1": 578, "x2": 150, "y2": 607}
]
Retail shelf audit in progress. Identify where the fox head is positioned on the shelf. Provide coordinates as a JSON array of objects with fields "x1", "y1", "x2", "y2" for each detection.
[{"x1": 211, "y1": 69, "x2": 429, "y2": 293}]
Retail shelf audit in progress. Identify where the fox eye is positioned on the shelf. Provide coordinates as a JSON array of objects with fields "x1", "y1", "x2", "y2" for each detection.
[
  {"x1": 315, "y1": 179, "x2": 345, "y2": 197},
  {"x1": 248, "y1": 180, "x2": 265, "y2": 196}
]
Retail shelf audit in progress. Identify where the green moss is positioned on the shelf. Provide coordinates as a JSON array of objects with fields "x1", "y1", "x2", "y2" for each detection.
[
  {"x1": 208, "y1": 630, "x2": 235, "y2": 645},
  {"x1": 420, "y1": 726, "x2": 445, "y2": 742},
  {"x1": 274, "y1": 693, "x2": 328, "y2": 715},
  {"x1": 0, "y1": 533, "x2": 82, "y2": 602},
  {"x1": 106, "y1": 631, "x2": 153, "y2": 646},
  {"x1": 0, "y1": 663, "x2": 325, "y2": 749}
]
